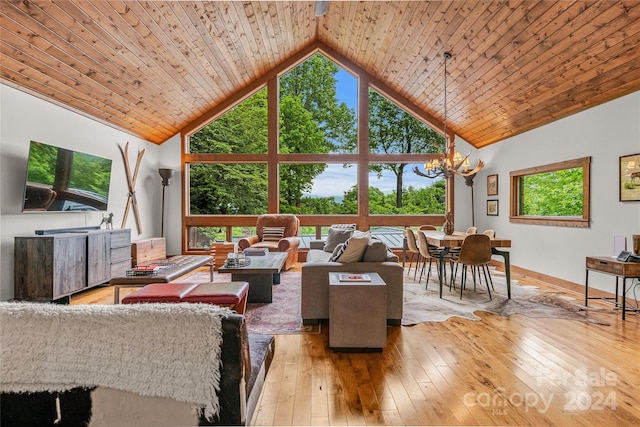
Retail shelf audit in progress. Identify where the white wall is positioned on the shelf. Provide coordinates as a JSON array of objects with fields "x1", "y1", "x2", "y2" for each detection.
[
  {"x1": 0, "y1": 84, "x2": 168, "y2": 300},
  {"x1": 157, "y1": 134, "x2": 183, "y2": 257},
  {"x1": 452, "y1": 137, "x2": 478, "y2": 230},
  {"x1": 464, "y1": 91, "x2": 640, "y2": 292}
]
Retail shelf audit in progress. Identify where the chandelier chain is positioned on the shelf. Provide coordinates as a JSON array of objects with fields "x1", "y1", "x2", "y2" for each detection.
[
  {"x1": 413, "y1": 51, "x2": 484, "y2": 180},
  {"x1": 443, "y1": 52, "x2": 448, "y2": 141}
]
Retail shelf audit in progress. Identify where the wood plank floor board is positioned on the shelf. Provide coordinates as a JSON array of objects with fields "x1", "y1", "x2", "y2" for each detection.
[
  {"x1": 310, "y1": 415, "x2": 330, "y2": 426},
  {"x1": 326, "y1": 350, "x2": 347, "y2": 396},
  {"x1": 389, "y1": 355, "x2": 429, "y2": 402},
  {"x1": 272, "y1": 338, "x2": 299, "y2": 425},
  {"x1": 327, "y1": 391, "x2": 349, "y2": 426},
  {"x1": 349, "y1": 358, "x2": 382, "y2": 411},
  {"x1": 360, "y1": 354, "x2": 397, "y2": 412},
  {"x1": 378, "y1": 409, "x2": 404, "y2": 426},
  {"x1": 332, "y1": 353, "x2": 368, "y2": 425},
  {"x1": 251, "y1": 379, "x2": 279, "y2": 426},
  {"x1": 291, "y1": 358, "x2": 313, "y2": 426},
  {"x1": 310, "y1": 356, "x2": 329, "y2": 420},
  {"x1": 417, "y1": 381, "x2": 467, "y2": 425},
  {"x1": 384, "y1": 374, "x2": 423, "y2": 426},
  {"x1": 436, "y1": 364, "x2": 500, "y2": 426},
  {"x1": 272, "y1": 399, "x2": 295, "y2": 426}
]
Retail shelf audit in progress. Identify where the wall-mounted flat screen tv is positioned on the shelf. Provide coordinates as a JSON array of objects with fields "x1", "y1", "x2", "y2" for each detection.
[{"x1": 22, "y1": 141, "x2": 112, "y2": 212}]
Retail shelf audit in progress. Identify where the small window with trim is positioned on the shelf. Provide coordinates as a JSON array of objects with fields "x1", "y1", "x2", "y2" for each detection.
[{"x1": 509, "y1": 157, "x2": 590, "y2": 227}]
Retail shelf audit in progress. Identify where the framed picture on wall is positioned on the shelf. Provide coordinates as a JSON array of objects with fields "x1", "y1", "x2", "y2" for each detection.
[
  {"x1": 620, "y1": 153, "x2": 640, "y2": 202},
  {"x1": 487, "y1": 174, "x2": 498, "y2": 196},
  {"x1": 487, "y1": 200, "x2": 499, "y2": 216}
]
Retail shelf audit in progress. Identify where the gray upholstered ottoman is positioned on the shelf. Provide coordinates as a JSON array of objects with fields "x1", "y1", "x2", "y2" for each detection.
[{"x1": 328, "y1": 272, "x2": 387, "y2": 352}]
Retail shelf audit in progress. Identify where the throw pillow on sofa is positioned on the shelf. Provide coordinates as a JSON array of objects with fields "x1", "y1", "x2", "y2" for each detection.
[
  {"x1": 330, "y1": 231, "x2": 370, "y2": 262},
  {"x1": 323, "y1": 227, "x2": 354, "y2": 252},
  {"x1": 361, "y1": 238, "x2": 390, "y2": 262},
  {"x1": 330, "y1": 243, "x2": 344, "y2": 260}
]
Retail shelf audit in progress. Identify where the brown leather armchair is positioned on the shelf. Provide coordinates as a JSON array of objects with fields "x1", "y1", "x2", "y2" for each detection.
[{"x1": 237, "y1": 214, "x2": 300, "y2": 270}]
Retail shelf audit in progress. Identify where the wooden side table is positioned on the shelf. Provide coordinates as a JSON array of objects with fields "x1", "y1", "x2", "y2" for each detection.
[
  {"x1": 585, "y1": 256, "x2": 640, "y2": 320},
  {"x1": 209, "y1": 242, "x2": 236, "y2": 270},
  {"x1": 329, "y1": 272, "x2": 387, "y2": 351}
]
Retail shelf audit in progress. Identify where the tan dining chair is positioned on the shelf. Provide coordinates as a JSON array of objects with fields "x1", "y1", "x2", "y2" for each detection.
[
  {"x1": 482, "y1": 229, "x2": 495, "y2": 238},
  {"x1": 454, "y1": 234, "x2": 493, "y2": 300},
  {"x1": 444, "y1": 226, "x2": 477, "y2": 285},
  {"x1": 416, "y1": 229, "x2": 441, "y2": 289},
  {"x1": 481, "y1": 230, "x2": 496, "y2": 290},
  {"x1": 419, "y1": 225, "x2": 437, "y2": 231},
  {"x1": 404, "y1": 228, "x2": 421, "y2": 278}
]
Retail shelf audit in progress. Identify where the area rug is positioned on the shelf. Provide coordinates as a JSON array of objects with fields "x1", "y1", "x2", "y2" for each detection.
[
  {"x1": 402, "y1": 267, "x2": 613, "y2": 326},
  {"x1": 184, "y1": 266, "x2": 613, "y2": 333},
  {"x1": 181, "y1": 271, "x2": 320, "y2": 335}
]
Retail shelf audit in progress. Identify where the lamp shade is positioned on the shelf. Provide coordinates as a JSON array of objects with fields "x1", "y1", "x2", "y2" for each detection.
[{"x1": 159, "y1": 168, "x2": 175, "y2": 186}]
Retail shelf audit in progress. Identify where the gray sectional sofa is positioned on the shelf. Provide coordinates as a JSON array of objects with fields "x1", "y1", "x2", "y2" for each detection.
[{"x1": 301, "y1": 237, "x2": 404, "y2": 326}]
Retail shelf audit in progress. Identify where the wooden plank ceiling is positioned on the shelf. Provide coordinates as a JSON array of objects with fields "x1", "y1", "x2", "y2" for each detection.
[{"x1": 2, "y1": 1, "x2": 639, "y2": 147}]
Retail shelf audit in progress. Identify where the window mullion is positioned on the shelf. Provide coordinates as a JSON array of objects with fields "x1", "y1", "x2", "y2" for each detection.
[
  {"x1": 358, "y1": 76, "x2": 370, "y2": 227},
  {"x1": 268, "y1": 76, "x2": 279, "y2": 213}
]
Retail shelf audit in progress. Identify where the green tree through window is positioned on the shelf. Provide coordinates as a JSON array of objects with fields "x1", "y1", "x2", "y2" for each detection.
[
  {"x1": 279, "y1": 53, "x2": 357, "y2": 213},
  {"x1": 510, "y1": 157, "x2": 591, "y2": 227},
  {"x1": 521, "y1": 168, "x2": 583, "y2": 216},
  {"x1": 367, "y1": 90, "x2": 443, "y2": 208}
]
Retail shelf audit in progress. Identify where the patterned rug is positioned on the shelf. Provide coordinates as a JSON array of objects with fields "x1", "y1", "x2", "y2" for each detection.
[{"x1": 181, "y1": 270, "x2": 319, "y2": 334}]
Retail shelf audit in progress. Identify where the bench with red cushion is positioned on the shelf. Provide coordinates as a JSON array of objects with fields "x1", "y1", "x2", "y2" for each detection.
[{"x1": 122, "y1": 281, "x2": 249, "y2": 314}]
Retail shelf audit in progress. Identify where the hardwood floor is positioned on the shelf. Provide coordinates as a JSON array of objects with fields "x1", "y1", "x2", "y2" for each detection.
[{"x1": 72, "y1": 266, "x2": 640, "y2": 426}]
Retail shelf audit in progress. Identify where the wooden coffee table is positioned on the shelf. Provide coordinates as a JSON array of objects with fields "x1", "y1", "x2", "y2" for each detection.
[{"x1": 218, "y1": 252, "x2": 287, "y2": 303}]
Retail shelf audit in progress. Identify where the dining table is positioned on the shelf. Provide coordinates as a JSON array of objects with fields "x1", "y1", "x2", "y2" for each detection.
[{"x1": 420, "y1": 230, "x2": 512, "y2": 299}]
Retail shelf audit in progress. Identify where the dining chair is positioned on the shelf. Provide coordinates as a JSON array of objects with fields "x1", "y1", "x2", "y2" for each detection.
[
  {"x1": 444, "y1": 226, "x2": 476, "y2": 286},
  {"x1": 454, "y1": 234, "x2": 493, "y2": 300},
  {"x1": 417, "y1": 225, "x2": 454, "y2": 286},
  {"x1": 419, "y1": 225, "x2": 437, "y2": 231},
  {"x1": 481, "y1": 230, "x2": 496, "y2": 290},
  {"x1": 404, "y1": 228, "x2": 421, "y2": 278},
  {"x1": 449, "y1": 232, "x2": 484, "y2": 290},
  {"x1": 482, "y1": 229, "x2": 495, "y2": 238},
  {"x1": 416, "y1": 229, "x2": 441, "y2": 289}
]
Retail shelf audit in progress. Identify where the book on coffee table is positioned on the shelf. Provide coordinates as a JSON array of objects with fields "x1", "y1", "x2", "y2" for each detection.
[
  {"x1": 244, "y1": 248, "x2": 269, "y2": 256},
  {"x1": 135, "y1": 264, "x2": 159, "y2": 272},
  {"x1": 338, "y1": 274, "x2": 371, "y2": 282}
]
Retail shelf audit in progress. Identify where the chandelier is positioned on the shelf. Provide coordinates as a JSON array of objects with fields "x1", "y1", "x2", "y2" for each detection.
[{"x1": 413, "y1": 52, "x2": 484, "y2": 181}]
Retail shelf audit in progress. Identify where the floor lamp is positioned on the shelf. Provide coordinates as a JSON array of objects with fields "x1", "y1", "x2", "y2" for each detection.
[
  {"x1": 158, "y1": 168, "x2": 174, "y2": 238},
  {"x1": 463, "y1": 172, "x2": 479, "y2": 227}
]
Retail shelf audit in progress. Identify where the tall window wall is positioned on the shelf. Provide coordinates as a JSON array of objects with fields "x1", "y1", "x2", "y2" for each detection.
[{"x1": 183, "y1": 51, "x2": 449, "y2": 252}]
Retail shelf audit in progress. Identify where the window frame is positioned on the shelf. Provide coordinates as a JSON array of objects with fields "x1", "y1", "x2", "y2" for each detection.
[
  {"x1": 180, "y1": 45, "x2": 454, "y2": 253},
  {"x1": 509, "y1": 156, "x2": 591, "y2": 228}
]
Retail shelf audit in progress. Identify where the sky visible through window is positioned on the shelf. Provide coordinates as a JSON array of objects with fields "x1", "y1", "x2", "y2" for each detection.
[{"x1": 309, "y1": 69, "x2": 438, "y2": 198}]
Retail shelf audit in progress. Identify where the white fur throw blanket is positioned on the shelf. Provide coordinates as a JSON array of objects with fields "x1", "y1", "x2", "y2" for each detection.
[{"x1": 0, "y1": 302, "x2": 231, "y2": 421}]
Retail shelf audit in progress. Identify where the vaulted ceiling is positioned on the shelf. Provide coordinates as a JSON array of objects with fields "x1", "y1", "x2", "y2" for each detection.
[{"x1": 2, "y1": 1, "x2": 639, "y2": 147}]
